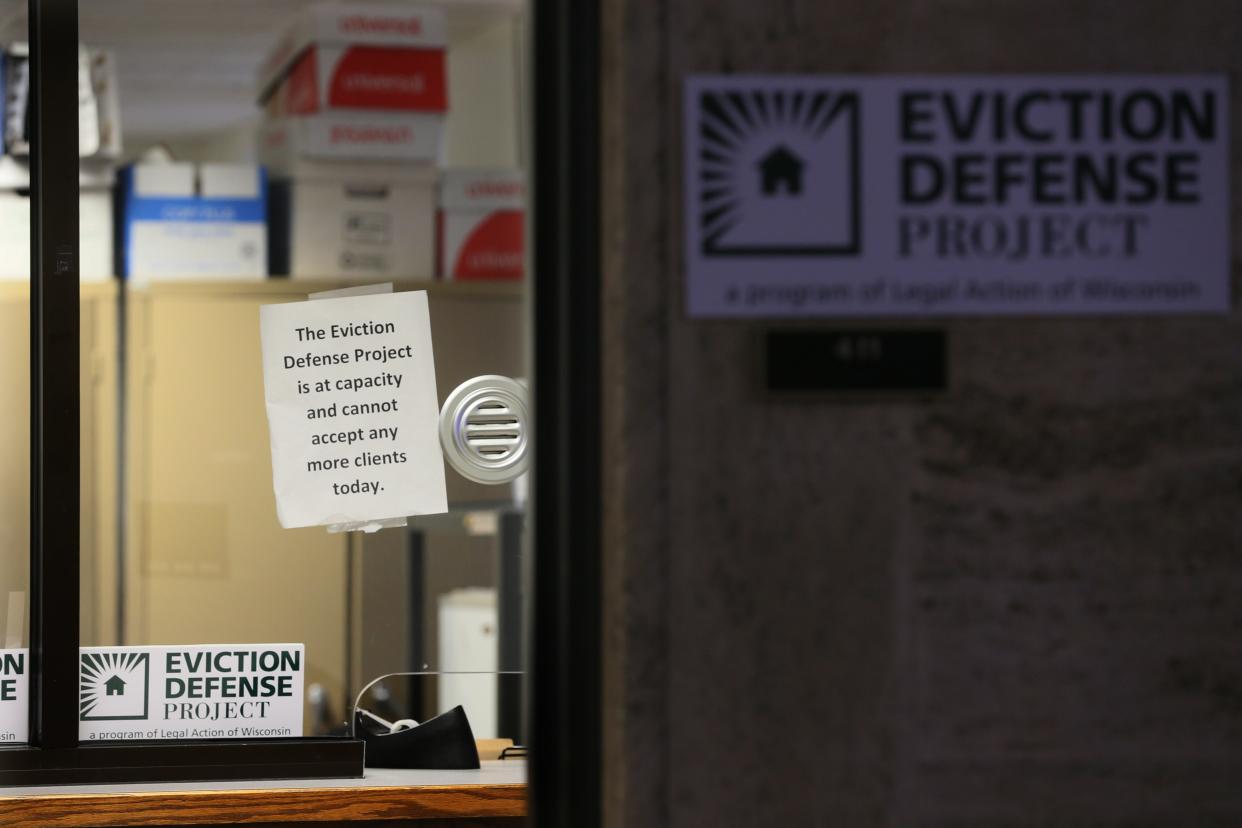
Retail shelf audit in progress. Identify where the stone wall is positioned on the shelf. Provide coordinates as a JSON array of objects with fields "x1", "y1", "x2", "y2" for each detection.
[{"x1": 602, "y1": 1, "x2": 1242, "y2": 825}]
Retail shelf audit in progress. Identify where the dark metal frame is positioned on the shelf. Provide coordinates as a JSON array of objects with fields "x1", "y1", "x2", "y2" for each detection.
[
  {"x1": 496, "y1": 511, "x2": 523, "y2": 741},
  {"x1": 0, "y1": 0, "x2": 363, "y2": 785},
  {"x1": 529, "y1": 0, "x2": 602, "y2": 823},
  {"x1": 27, "y1": 0, "x2": 79, "y2": 753},
  {"x1": 1, "y1": 0, "x2": 605, "y2": 802}
]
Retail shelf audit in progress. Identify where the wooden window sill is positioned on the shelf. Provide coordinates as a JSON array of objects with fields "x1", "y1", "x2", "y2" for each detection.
[{"x1": 0, "y1": 761, "x2": 526, "y2": 826}]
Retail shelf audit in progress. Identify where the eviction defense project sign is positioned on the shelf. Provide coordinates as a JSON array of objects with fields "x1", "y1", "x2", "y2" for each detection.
[
  {"x1": 79, "y1": 644, "x2": 304, "y2": 740},
  {"x1": 0, "y1": 648, "x2": 27, "y2": 743},
  {"x1": 684, "y1": 75, "x2": 1229, "y2": 317},
  {"x1": 0, "y1": 645, "x2": 305, "y2": 742}
]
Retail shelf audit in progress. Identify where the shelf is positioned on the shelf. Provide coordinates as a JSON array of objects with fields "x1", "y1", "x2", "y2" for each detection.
[
  {"x1": 0, "y1": 280, "x2": 119, "y2": 300},
  {"x1": 404, "y1": 503, "x2": 524, "y2": 535},
  {"x1": 0, "y1": 762, "x2": 527, "y2": 826},
  {"x1": 128, "y1": 278, "x2": 526, "y2": 300},
  {"x1": 0, "y1": 0, "x2": 529, "y2": 147},
  {"x1": 0, "y1": 279, "x2": 524, "y2": 302}
]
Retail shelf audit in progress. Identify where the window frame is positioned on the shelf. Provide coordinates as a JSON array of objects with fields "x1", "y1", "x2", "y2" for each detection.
[
  {"x1": 529, "y1": 0, "x2": 602, "y2": 822},
  {"x1": 0, "y1": 0, "x2": 603, "y2": 795},
  {"x1": 0, "y1": 0, "x2": 362, "y2": 784}
]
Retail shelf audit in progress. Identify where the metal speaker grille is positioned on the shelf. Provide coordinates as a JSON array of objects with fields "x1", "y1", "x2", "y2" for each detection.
[{"x1": 439, "y1": 375, "x2": 529, "y2": 485}]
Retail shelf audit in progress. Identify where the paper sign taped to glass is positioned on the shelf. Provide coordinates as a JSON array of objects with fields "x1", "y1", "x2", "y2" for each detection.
[{"x1": 260, "y1": 287, "x2": 448, "y2": 531}]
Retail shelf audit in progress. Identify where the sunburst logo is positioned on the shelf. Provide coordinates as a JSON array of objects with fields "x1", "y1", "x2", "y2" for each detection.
[
  {"x1": 80, "y1": 652, "x2": 149, "y2": 721},
  {"x1": 695, "y1": 85, "x2": 861, "y2": 257}
]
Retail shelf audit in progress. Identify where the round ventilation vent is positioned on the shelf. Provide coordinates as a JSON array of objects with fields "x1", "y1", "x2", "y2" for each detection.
[{"x1": 439, "y1": 375, "x2": 530, "y2": 485}]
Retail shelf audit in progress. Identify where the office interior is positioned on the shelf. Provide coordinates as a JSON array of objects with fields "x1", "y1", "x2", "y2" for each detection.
[
  {"x1": 1, "y1": 0, "x2": 1241, "y2": 826},
  {"x1": 0, "y1": 0, "x2": 530, "y2": 746}
]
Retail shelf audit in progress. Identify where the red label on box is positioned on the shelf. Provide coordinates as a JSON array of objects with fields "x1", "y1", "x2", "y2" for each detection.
[
  {"x1": 277, "y1": 45, "x2": 447, "y2": 115},
  {"x1": 285, "y1": 49, "x2": 320, "y2": 114},
  {"x1": 329, "y1": 122, "x2": 415, "y2": 146},
  {"x1": 463, "y1": 179, "x2": 524, "y2": 202},
  {"x1": 452, "y1": 211, "x2": 524, "y2": 280},
  {"x1": 337, "y1": 14, "x2": 427, "y2": 37},
  {"x1": 330, "y1": 47, "x2": 446, "y2": 112}
]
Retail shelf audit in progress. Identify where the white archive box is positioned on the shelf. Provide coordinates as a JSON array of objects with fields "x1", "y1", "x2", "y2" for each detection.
[
  {"x1": 0, "y1": 192, "x2": 113, "y2": 282},
  {"x1": 256, "y1": 3, "x2": 449, "y2": 165},
  {"x1": 256, "y1": 2, "x2": 448, "y2": 104},
  {"x1": 268, "y1": 161, "x2": 435, "y2": 280},
  {"x1": 438, "y1": 168, "x2": 524, "y2": 281},
  {"x1": 118, "y1": 162, "x2": 267, "y2": 283},
  {"x1": 0, "y1": 157, "x2": 113, "y2": 281},
  {"x1": 3, "y1": 44, "x2": 122, "y2": 159}
]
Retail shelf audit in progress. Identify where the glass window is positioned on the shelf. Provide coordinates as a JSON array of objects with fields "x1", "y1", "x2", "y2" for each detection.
[
  {"x1": 0, "y1": 12, "x2": 30, "y2": 747},
  {"x1": 72, "y1": 0, "x2": 530, "y2": 748}
]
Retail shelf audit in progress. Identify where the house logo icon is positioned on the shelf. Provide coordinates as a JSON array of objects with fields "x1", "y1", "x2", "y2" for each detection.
[
  {"x1": 80, "y1": 652, "x2": 150, "y2": 721},
  {"x1": 758, "y1": 146, "x2": 805, "y2": 195},
  {"x1": 694, "y1": 85, "x2": 860, "y2": 257}
]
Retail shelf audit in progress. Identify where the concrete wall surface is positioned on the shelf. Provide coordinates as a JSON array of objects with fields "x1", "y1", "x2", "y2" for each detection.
[{"x1": 601, "y1": 2, "x2": 1242, "y2": 826}]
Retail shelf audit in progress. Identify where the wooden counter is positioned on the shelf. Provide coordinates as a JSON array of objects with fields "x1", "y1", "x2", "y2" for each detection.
[{"x1": 0, "y1": 762, "x2": 526, "y2": 826}]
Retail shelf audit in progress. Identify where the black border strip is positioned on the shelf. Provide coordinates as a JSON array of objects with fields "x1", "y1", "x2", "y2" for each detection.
[
  {"x1": 0, "y1": 739, "x2": 363, "y2": 785},
  {"x1": 530, "y1": 0, "x2": 603, "y2": 823},
  {"x1": 28, "y1": 0, "x2": 81, "y2": 752},
  {"x1": 6, "y1": 0, "x2": 364, "y2": 785}
]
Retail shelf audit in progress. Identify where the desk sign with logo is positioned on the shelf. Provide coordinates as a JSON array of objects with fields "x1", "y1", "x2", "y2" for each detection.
[
  {"x1": 79, "y1": 644, "x2": 304, "y2": 741},
  {"x1": 0, "y1": 649, "x2": 28, "y2": 743},
  {"x1": 684, "y1": 75, "x2": 1228, "y2": 317}
]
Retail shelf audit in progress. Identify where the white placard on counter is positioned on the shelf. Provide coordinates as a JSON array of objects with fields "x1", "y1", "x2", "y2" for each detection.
[
  {"x1": 79, "y1": 644, "x2": 305, "y2": 741},
  {"x1": 260, "y1": 289, "x2": 447, "y2": 529},
  {"x1": 0, "y1": 648, "x2": 27, "y2": 743}
]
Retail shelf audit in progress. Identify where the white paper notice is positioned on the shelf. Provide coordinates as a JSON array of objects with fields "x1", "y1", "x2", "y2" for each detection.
[
  {"x1": 79, "y1": 644, "x2": 304, "y2": 741},
  {"x1": 260, "y1": 290, "x2": 448, "y2": 529},
  {"x1": 0, "y1": 648, "x2": 28, "y2": 743}
]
